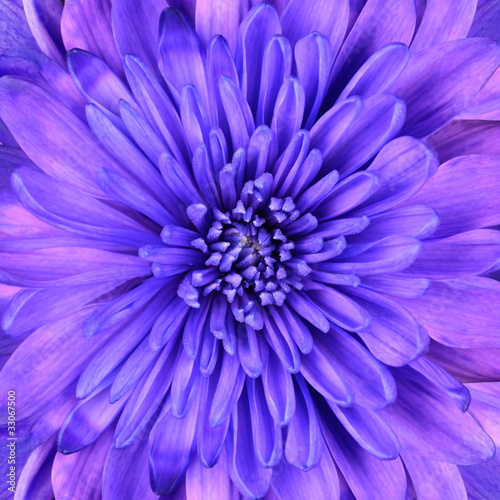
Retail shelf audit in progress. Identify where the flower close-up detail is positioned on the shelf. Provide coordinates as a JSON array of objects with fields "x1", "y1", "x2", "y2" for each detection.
[{"x1": 1, "y1": 0, "x2": 500, "y2": 498}]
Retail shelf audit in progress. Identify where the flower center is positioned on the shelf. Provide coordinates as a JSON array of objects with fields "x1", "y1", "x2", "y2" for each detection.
[{"x1": 176, "y1": 173, "x2": 313, "y2": 328}]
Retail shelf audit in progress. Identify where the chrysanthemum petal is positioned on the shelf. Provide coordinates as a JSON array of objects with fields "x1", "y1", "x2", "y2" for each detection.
[
  {"x1": 0, "y1": 0, "x2": 37, "y2": 53},
  {"x1": 0, "y1": 306, "x2": 110, "y2": 422},
  {"x1": 195, "y1": 0, "x2": 240, "y2": 54},
  {"x1": 257, "y1": 35, "x2": 292, "y2": 127},
  {"x1": 383, "y1": 368, "x2": 495, "y2": 465},
  {"x1": 236, "y1": 3, "x2": 281, "y2": 114},
  {"x1": 272, "y1": 452, "x2": 340, "y2": 500},
  {"x1": 149, "y1": 397, "x2": 199, "y2": 495},
  {"x1": 409, "y1": 155, "x2": 500, "y2": 237},
  {"x1": 469, "y1": 0, "x2": 500, "y2": 41},
  {"x1": 227, "y1": 389, "x2": 273, "y2": 498},
  {"x1": 322, "y1": 413, "x2": 407, "y2": 500},
  {"x1": 111, "y1": 0, "x2": 167, "y2": 71},
  {"x1": 338, "y1": 43, "x2": 409, "y2": 102},
  {"x1": 114, "y1": 341, "x2": 179, "y2": 448},
  {"x1": 349, "y1": 205, "x2": 440, "y2": 244},
  {"x1": 410, "y1": 0, "x2": 478, "y2": 52},
  {"x1": 58, "y1": 384, "x2": 126, "y2": 454},
  {"x1": 360, "y1": 275, "x2": 430, "y2": 299},
  {"x1": 351, "y1": 136, "x2": 438, "y2": 216},
  {"x1": 295, "y1": 33, "x2": 334, "y2": 129},
  {"x1": 398, "y1": 277, "x2": 500, "y2": 349},
  {"x1": 323, "y1": 93, "x2": 406, "y2": 179},
  {"x1": 404, "y1": 229, "x2": 500, "y2": 279},
  {"x1": 61, "y1": 0, "x2": 123, "y2": 77},
  {"x1": 327, "y1": 0, "x2": 416, "y2": 103},
  {"x1": 392, "y1": 38, "x2": 500, "y2": 137},
  {"x1": 23, "y1": 0, "x2": 65, "y2": 65},
  {"x1": 402, "y1": 450, "x2": 467, "y2": 499},
  {"x1": 52, "y1": 425, "x2": 114, "y2": 500},
  {"x1": 427, "y1": 341, "x2": 500, "y2": 383},
  {"x1": 0, "y1": 78, "x2": 123, "y2": 197},
  {"x1": 247, "y1": 377, "x2": 283, "y2": 467},
  {"x1": 428, "y1": 120, "x2": 500, "y2": 162},
  {"x1": 329, "y1": 403, "x2": 400, "y2": 460},
  {"x1": 123, "y1": 55, "x2": 189, "y2": 166},
  {"x1": 345, "y1": 286, "x2": 428, "y2": 366}
]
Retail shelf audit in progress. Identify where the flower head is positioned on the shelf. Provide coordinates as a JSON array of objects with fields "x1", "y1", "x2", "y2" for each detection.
[{"x1": 1, "y1": 0, "x2": 500, "y2": 498}]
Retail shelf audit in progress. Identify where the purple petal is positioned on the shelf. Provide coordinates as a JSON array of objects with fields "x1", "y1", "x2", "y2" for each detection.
[
  {"x1": 428, "y1": 120, "x2": 500, "y2": 162},
  {"x1": 286, "y1": 291, "x2": 329, "y2": 333},
  {"x1": 257, "y1": 35, "x2": 292, "y2": 127},
  {"x1": 123, "y1": 55, "x2": 189, "y2": 166},
  {"x1": 397, "y1": 277, "x2": 500, "y2": 349},
  {"x1": 0, "y1": 78, "x2": 122, "y2": 197},
  {"x1": 58, "y1": 384, "x2": 126, "y2": 454},
  {"x1": 403, "y1": 229, "x2": 500, "y2": 279},
  {"x1": 284, "y1": 374, "x2": 322, "y2": 470},
  {"x1": 186, "y1": 451, "x2": 237, "y2": 500},
  {"x1": 12, "y1": 167, "x2": 157, "y2": 248},
  {"x1": 360, "y1": 275, "x2": 430, "y2": 298},
  {"x1": 263, "y1": 312, "x2": 300, "y2": 373},
  {"x1": 320, "y1": 235, "x2": 421, "y2": 276},
  {"x1": 322, "y1": 413, "x2": 407, "y2": 500},
  {"x1": 67, "y1": 49, "x2": 136, "y2": 116},
  {"x1": 114, "y1": 336, "x2": 179, "y2": 448},
  {"x1": 261, "y1": 346, "x2": 296, "y2": 425},
  {"x1": 345, "y1": 286, "x2": 428, "y2": 366},
  {"x1": 327, "y1": 0, "x2": 416, "y2": 104},
  {"x1": 310, "y1": 97, "x2": 362, "y2": 167},
  {"x1": 322, "y1": 92, "x2": 406, "y2": 179},
  {"x1": 338, "y1": 43, "x2": 409, "y2": 102},
  {"x1": 272, "y1": 452, "x2": 339, "y2": 500},
  {"x1": 427, "y1": 340, "x2": 500, "y2": 383},
  {"x1": 330, "y1": 403, "x2": 400, "y2": 459},
  {"x1": 236, "y1": 4, "x2": 282, "y2": 114},
  {"x1": 53, "y1": 426, "x2": 114, "y2": 500},
  {"x1": 247, "y1": 377, "x2": 283, "y2": 467},
  {"x1": 469, "y1": 0, "x2": 500, "y2": 42},
  {"x1": 352, "y1": 136, "x2": 438, "y2": 216},
  {"x1": 149, "y1": 397, "x2": 198, "y2": 495},
  {"x1": 313, "y1": 323, "x2": 397, "y2": 410},
  {"x1": 281, "y1": 0, "x2": 348, "y2": 51},
  {"x1": 391, "y1": 38, "x2": 500, "y2": 137},
  {"x1": 349, "y1": 205, "x2": 440, "y2": 244},
  {"x1": 209, "y1": 351, "x2": 246, "y2": 427},
  {"x1": 237, "y1": 325, "x2": 263, "y2": 378},
  {"x1": 195, "y1": 0, "x2": 240, "y2": 54},
  {"x1": 111, "y1": 0, "x2": 167, "y2": 71},
  {"x1": 0, "y1": 306, "x2": 112, "y2": 422},
  {"x1": 23, "y1": 0, "x2": 65, "y2": 65},
  {"x1": 300, "y1": 343, "x2": 353, "y2": 406},
  {"x1": 383, "y1": 368, "x2": 495, "y2": 465},
  {"x1": 218, "y1": 76, "x2": 255, "y2": 151},
  {"x1": 61, "y1": 0, "x2": 123, "y2": 77},
  {"x1": 409, "y1": 155, "x2": 500, "y2": 238},
  {"x1": 306, "y1": 282, "x2": 370, "y2": 332},
  {"x1": 197, "y1": 373, "x2": 230, "y2": 467},
  {"x1": 0, "y1": 0, "x2": 37, "y2": 53},
  {"x1": 158, "y1": 8, "x2": 208, "y2": 107},
  {"x1": 14, "y1": 436, "x2": 56, "y2": 499},
  {"x1": 315, "y1": 172, "x2": 380, "y2": 221},
  {"x1": 295, "y1": 33, "x2": 334, "y2": 129},
  {"x1": 227, "y1": 389, "x2": 272, "y2": 498},
  {"x1": 410, "y1": 0, "x2": 478, "y2": 52}
]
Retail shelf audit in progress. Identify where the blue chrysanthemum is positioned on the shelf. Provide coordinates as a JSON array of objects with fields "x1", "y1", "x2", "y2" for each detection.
[{"x1": 1, "y1": 0, "x2": 500, "y2": 498}]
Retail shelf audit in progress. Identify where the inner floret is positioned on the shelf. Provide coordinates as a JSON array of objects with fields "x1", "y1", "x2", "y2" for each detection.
[{"x1": 176, "y1": 173, "x2": 313, "y2": 328}]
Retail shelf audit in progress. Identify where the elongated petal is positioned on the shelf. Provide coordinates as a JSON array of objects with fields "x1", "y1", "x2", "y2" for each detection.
[
  {"x1": 409, "y1": 155, "x2": 500, "y2": 237},
  {"x1": 0, "y1": 78, "x2": 122, "y2": 197},
  {"x1": 410, "y1": 0, "x2": 478, "y2": 52},
  {"x1": 61, "y1": 0, "x2": 123, "y2": 77},
  {"x1": 398, "y1": 277, "x2": 500, "y2": 349},
  {"x1": 392, "y1": 38, "x2": 500, "y2": 137}
]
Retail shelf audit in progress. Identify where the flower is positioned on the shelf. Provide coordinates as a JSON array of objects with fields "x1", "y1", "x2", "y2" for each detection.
[{"x1": 1, "y1": 0, "x2": 500, "y2": 498}]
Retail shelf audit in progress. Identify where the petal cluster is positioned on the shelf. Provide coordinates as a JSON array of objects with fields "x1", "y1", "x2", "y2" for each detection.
[{"x1": 0, "y1": 1, "x2": 500, "y2": 499}]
